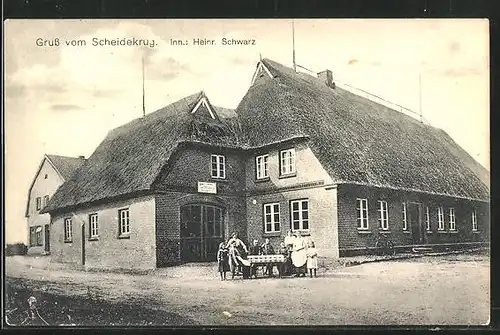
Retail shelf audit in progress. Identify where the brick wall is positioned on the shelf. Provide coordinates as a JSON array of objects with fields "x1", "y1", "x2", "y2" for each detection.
[
  {"x1": 155, "y1": 192, "x2": 246, "y2": 266},
  {"x1": 245, "y1": 142, "x2": 334, "y2": 194},
  {"x1": 153, "y1": 145, "x2": 247, "y2": 266},
  {"x1": 27, "y1": 158, "x2": 65, "y2": 254},
  {"x1": 244, "y1": 141, "x2": 338, "y2": 258},
  {"x1": 155, "y1": 193, "x2": 181, "y2": 266},
  {"x1": 155, "y1": 146, "x2": 246, "y2": 195},
  {"x1": 50, "y1": 195, "x2": 157, "y2": 270},
  {"x1": 246, "y1": 186, "x2": 339, "y2": 258},
  {"x1": 337, "y1": 184, "x2": 490, "y2": 254}
]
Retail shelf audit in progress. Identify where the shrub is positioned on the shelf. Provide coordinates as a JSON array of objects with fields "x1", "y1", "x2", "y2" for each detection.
[{"x1": 5, "y1": 243, "x2": 28, "y2": 256}]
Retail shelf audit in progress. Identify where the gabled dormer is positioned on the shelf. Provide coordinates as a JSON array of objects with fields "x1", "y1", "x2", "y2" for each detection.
[
  {"x1": 189, "y1": 92, "x2": 219, "y2": 121},
  {"x1": 187, "y1": 92, "x2": 241, "y2": 146},
  {"x1": 250, "y1": 60, "x2": 274, "y2": 86}
]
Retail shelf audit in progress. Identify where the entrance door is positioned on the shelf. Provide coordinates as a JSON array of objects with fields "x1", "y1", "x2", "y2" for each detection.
[
  {"x1": 180, "y1": 204, "x2": 224, "y2": 262},
  {"x1": 408, "y1": 203, "x2": 424, "y2": 244},
  {"x1": 81, "y1": 223, "x2": 85, "y2": 266},
  {"x1": 44, "y1": 224, "x2": 50, "y2": 252}
]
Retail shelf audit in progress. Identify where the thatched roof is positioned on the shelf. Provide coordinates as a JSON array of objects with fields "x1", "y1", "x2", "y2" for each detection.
[
  {"x1": 235, "y1": 58, "x2": 489, "y2": 201},
  {"x1": 42, "y1": 92, "x2": 241, "y2": 213},
  {"x1": 44, "y1": 58, "x2": 489, "y2": 213}
]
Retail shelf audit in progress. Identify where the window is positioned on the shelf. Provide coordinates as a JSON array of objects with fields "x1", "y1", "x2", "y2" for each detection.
[
  {"x1": 36, "y1": 226, "x2": 43, "y2": 246},
  {"x1": 118, "y1": 209, "x2": 130, "y2": 236},
  {"x1": 36, "y1": 197, "x2": 41, "y2": 211},
  {"x1": 378, "y1": 200, "x2": 389, "y2": 230},
  {"x1": 472, "y1": 210, "x2": 478, "y2": 231},
  {"x1": 402, "y1": 202, "x2": 407, "y2": 230},
  {"x1": 449, "y1": 208, "x2": 456, "y2": 231},
  {"x1": 356, "y1": 198, "x2": 369, "y2": 230},
  {"x1": 291, "y1": 199, "x2": 309, "y2": 231},
  {"x1": 256, "y1": 154, "x2": 269, "y2": 179},
  {"x1": 425, "y1": 206, "x2": 431, "y2": 231},
  {"x1": 437, "y1": 207, "x2": 444, "y2": 231},
  {"x1": 43, "y1": 195, "x2": 49, "y2": 208},
  {"x1": 211, "y1": 155, "x2": 225, "y2": 179},
  {"x1": 280, "y1": 149, "x2": 296, "y2": 175},
  {"x1": 64, "y1": 218, "x2": 73, "y2": 242},
  {"x1": 89, "y1": 214, "x2": 99, "y2": 239},
  {"x1": 264, "y1": 203, "x2": 280, "y2": 233},
  {"x1": 29, "y1": 227, "x2": 36, "y2": 247}
]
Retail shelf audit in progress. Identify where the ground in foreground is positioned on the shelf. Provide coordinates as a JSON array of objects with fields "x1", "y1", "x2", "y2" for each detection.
[{"x1": 4, "y1": 252, "x2": 490, "y2": 326}]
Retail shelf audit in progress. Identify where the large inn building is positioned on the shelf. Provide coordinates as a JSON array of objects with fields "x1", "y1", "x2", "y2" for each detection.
[{"x1": 39, "y1": 59, "x2": 490, "y2": 270}]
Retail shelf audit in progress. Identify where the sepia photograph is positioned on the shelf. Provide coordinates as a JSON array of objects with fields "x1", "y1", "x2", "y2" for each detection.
[{"x1": 4, "y1": 18, "x2": 490, "y2": 326}]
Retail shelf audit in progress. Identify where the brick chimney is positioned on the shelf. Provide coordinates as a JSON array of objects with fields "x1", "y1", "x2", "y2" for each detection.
[{"x1": 317, "y1": 70, "x2": 335, "y2": 89}]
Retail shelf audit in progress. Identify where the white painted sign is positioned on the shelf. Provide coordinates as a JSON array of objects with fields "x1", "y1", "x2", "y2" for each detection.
[{"x1": 198, "y1": 182, "x2": 217, "y2": 194}]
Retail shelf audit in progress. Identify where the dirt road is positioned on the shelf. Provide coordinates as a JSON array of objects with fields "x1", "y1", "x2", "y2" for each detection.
[{"x1": 5, "y1": 253, "x2": 489, "y2": 326}]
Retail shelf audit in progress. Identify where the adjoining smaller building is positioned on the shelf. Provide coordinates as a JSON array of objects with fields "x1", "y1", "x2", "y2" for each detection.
[{"x1": 25, "y1": 154, "x2": 86, "y2": 255}]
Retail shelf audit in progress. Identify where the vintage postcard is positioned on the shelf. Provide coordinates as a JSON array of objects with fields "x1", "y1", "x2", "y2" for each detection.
[{"x1": 4, "y1": 19, "x2": 490, "y2": 326}]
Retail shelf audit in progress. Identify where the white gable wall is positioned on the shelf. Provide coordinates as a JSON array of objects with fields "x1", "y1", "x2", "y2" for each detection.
[{"x1": 27, "y1": 158, "x2": 65, "y2": 254}]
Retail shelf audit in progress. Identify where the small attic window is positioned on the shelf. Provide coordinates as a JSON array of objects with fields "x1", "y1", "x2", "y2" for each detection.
[{"x1": 44, "y1": 174, "x2": 48, "y2": 179}]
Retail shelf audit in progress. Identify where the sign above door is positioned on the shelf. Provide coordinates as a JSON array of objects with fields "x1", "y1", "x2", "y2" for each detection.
[{"x1": 198, "y1": 182, "x2": 217, "y2": 194}]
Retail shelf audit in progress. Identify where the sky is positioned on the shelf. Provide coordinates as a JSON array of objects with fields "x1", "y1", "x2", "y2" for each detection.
[{"x1": 4, "y1": 19, "x2": 489, "y2": 243}]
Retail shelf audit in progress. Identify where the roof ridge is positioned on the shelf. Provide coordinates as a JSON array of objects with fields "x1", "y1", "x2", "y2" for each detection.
[
  {"x1": 106, "y1": 91, "x2": 204, "y2": 137},
  {"x1": 261, "y1": 58, "x2": 447, "y2": 132},
  {"x1": 46, "y1": 154, "x2": 85, "y2": 159}
]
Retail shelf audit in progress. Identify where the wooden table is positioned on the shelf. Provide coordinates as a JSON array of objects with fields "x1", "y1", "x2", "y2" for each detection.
[{"x1": 247, "y1": 255, "x2": 286, "y2": 278}]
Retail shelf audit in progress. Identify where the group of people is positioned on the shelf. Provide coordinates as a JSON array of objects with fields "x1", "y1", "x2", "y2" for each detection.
[
  {"x1": 279, "y1": 230, "x2": 318, "y2": 278},
  {"x1": 216, "y1": 230, "x2": 319, "y2": 280}
]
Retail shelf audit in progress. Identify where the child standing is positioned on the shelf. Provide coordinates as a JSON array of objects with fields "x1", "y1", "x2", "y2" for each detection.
[
  {"x1": 306, "y1": 241, "x2": 318, "y2": 278},
  {"x1": 217, "y1": 242, "x2": 229, "y2": 280}
]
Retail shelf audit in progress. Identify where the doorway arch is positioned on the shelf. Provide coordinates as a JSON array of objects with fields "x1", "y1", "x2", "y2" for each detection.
[{"x1": 180, "y1": 204, "x2": 225, "y2": 262}]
